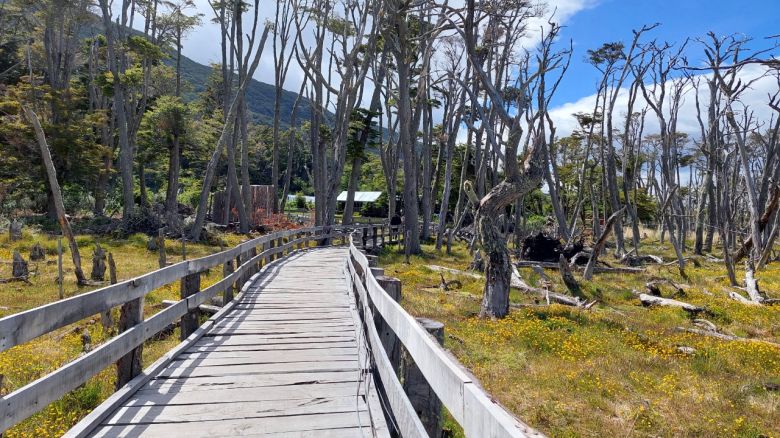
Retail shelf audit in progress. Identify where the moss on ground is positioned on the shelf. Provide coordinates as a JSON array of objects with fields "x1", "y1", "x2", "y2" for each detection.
[{"x1": 379, "y1": 238, "x2": 780, "y2": 437}]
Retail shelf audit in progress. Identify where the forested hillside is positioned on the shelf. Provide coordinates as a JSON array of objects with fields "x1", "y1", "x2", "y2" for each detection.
[{"x1": 0, "y1": 0, "x2": 779, "y2": 436}]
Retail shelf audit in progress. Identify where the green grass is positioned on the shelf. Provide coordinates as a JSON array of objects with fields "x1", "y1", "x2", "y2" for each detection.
[
  {"x1": 379, "y1": 237, "x2": 780, "y2": 437},
  {"x1": 0, "y1": 228, "x2": 245, "y2": 437}
]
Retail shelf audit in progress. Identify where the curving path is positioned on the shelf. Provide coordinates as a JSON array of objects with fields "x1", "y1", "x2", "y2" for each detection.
[{"x1": 87, "y1": 248, "x2": 389, "y2": 437}]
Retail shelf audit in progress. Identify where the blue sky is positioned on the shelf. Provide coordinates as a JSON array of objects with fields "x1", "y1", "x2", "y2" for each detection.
[{"x1": 552, "y1": 0, "x2": 779, "y2": 106}]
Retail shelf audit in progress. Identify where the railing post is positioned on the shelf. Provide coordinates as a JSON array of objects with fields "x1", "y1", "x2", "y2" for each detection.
[
  {"x1": 269, "y1": 236, "x2": 277, "y2": 262},
  {"x1": 375, "y1": 276, "x2": 402, "y2": 372},
  {"x1": 248, "y1": 246, "x2": 258, "y2": 275},
  {"x1": 403, "y1": 318, "x2": 445, "y2": 437},
  {"x1": 372, "y1": 226, "x2": 378, "y2": 249},
  {"x1": 362, "y1": 227, "x2": 368, "y2": 249},
  {"x1": 276, "y1": 235, "x2": 284, "y2": 257},
  {"x1": 180, "y1": 271, "x2": 201, "y2": 340},
  {"x1": 261, "y1": 240, "x2": 269, "y2": 266},
  {"x1": 223, "y1": 259, "x2": 235, "y2": 304},
  {"x1": 116, "y1": 294, "x2": 143, "y2": 389}
]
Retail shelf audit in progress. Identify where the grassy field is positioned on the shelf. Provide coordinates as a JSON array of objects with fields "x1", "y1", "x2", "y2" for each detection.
[
  {"x1": 0, "y1": 228, "x2": 244, "y2": 437},
  {"x1": 2, "y1": 227, "x2": 778, "y2": 437},
  {"x1": 379, "y1": 237, "x2": 780, "y2": 437}
]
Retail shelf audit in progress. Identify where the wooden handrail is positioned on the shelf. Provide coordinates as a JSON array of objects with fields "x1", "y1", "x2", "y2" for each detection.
[
  {"x1": 0, "y1": 224, "x2": 392, "y2": 434},
  {"x1": 346, "y1": 236, "x2": 542, "y2": 438},
  {"x1": 0, "y1": 227, "x2": 315, "y2": 353},
  {"x1": 345, "y1": 254, "x2": 427, "y2": 438}
]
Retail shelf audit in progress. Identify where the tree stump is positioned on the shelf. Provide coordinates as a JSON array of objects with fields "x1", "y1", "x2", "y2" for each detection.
[
  {"x1": 80, "y1": 328, "x2": 92, "y2": 353},
  {"x1": 157, "y1": 229, "x2": 166, "y2": 268},
  {"x1": 91, "y1": 244, "x2": 107, "y2": 281},
  {"x1": 12, "y1": 251, "x2": 28, "y2": 279},
  {"x1": 29, "y1": 243, "x2": 45, "y2": 261},
  {"x1": 146, "y1": 236, "x2": 158, "y2": 251},
  {"x1": 9, "y1": 220, "x2": 22, "y2": 241}
]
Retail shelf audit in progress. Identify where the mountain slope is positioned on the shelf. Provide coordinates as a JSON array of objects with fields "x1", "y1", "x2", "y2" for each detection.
[
  {"x1": 77, "y1": 13, "x2": 314, "y2": 128},
  {"x1": 175, "y1": 53, "x2": 313, "y2": 127}
]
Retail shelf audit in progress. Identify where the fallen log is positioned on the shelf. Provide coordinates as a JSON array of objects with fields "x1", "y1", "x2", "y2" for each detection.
[
  {"x1": 645, "y1": 278, "x2": 685, "y2": 297},
  {"x1": 426, "y1": 264, "x2": 594, "y2": 307},
  {"x1": 675, "y1": 326, "x2": 780, "y2": 348},
  {"x1": 0, "y1": 276, "x2": 32, "y2": 285},
  {"x1": 425, "y1": 264, "x2": 482, "y2": 279},
  {"x1": 511, "y1": 266, "x2": 589, "y2": 307},
  {"x1": 728, "y1": 290, "x2": 761, "y2": 305},
  {"x1": 438, "y1": 273, "x2": 462, "y2": 291},
  {"x1": 515, "y1": 260, "x2": 645, "y2": 274},
  {"x1": 621, "y1": 254, "x2": 663, "y2": 266},
  {"x1": 569, "y1": 251, "x2": 591, "y2": 267},
  {"x1": 639, "y1": 293, "x2": 704, "y2": 313},
  {"x1": 662, "y1": 256, "x2": 701, "y2": 267}
]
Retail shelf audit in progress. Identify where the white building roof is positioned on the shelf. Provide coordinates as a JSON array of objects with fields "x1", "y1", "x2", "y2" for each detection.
[{"x1": 336, "y1": 191, "x2": 382, "y2": 202}]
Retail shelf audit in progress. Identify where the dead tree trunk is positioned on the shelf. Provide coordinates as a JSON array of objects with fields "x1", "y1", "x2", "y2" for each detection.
[
  {"x1": 23, "y1": 107, "x2": 87, "y2": 285},
  {"x1": 583, "y1": 207, "x2": 625, "y2": 280}
]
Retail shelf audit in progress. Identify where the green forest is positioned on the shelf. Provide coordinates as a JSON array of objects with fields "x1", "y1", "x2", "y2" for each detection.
[{"x1": 0, "y1": 0, "x2": 779, "y2": 436}]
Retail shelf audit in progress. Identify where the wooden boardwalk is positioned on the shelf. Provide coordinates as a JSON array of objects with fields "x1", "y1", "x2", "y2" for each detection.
[
  {"x1": 2, "y1": 225, "x2": 534, "y2": 437},
  {"x1": 88, "y1": 248, "x2": 389, "y2": 437}
]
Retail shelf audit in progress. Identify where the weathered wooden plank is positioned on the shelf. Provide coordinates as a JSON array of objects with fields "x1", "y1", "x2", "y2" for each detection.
[
  {"x1": 211, "y1": 313, "x2": 352, "y2": 322},
  {"x1": 144, "y1": 371, "x2": 361, "y2": 391},
  {"x1": 169, "y1": 353, "x2": 358, "y2": 368},
  {"x1": 185, "y1": 341, "x2": 359, "y2": 353},
  {"x1": 90, "y1": 411, "x2": 374, "y2": 437},
  {"x1": 206, "y1": 329, "x2": 356, "y2": 338},
  {"x1": 105, "y1": 396, "x2": 367, "y2": 425},
  {"x1": 210, "y1": 324, "x2": 355, "y2": 333},
  {"x1": 126, "y1": 382, "x2": 365, "y2": 407},
  {"x1": 350, "y1": 245, "x2": 471, "y2": 422},
  {"x1": 156, "y1": 360, "x2": 359, "y2": 379},
  {"x1": 176, "y1": 348, "x2": 358, "y2": 361}
]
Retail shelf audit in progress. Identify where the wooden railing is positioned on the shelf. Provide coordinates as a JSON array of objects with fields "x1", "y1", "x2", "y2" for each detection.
[
  {"x1": 345, "y1": 235, "x2": 542, "y2": 438},
  {"x1": 0, "y1": 224, "x2": 402, "y2": 434}
]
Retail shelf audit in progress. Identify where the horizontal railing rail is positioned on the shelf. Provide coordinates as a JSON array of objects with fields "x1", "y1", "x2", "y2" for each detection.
[
  {"x1": 0, "y1": 223, "x2": 403, "y2": 434},
  {"x1": 346, "y1": 236, "x2": 542, "y2": 438}
]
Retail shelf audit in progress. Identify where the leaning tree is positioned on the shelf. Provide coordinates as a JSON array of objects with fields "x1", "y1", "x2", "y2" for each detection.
[{"x1": 452, "y1": 0, "x2": 571, "y2": 318}]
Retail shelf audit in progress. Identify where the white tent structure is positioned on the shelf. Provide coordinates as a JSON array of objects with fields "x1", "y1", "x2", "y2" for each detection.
[{"x1": 336, "y1": 191, "x2": 382, "y2": 203}]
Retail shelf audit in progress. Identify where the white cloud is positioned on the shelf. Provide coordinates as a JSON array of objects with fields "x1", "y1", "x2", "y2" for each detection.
[
  {"x1": 548, "y1": 63, "x2": 779, "y2": 141},
  {"x1": 179, "y1": 0, "x2": 596, "y2": 112}
]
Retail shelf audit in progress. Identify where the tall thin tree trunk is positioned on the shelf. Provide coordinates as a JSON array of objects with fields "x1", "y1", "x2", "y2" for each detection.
[{"x1": 24, "y1": 107, "x2": 87, "y2": 285}]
